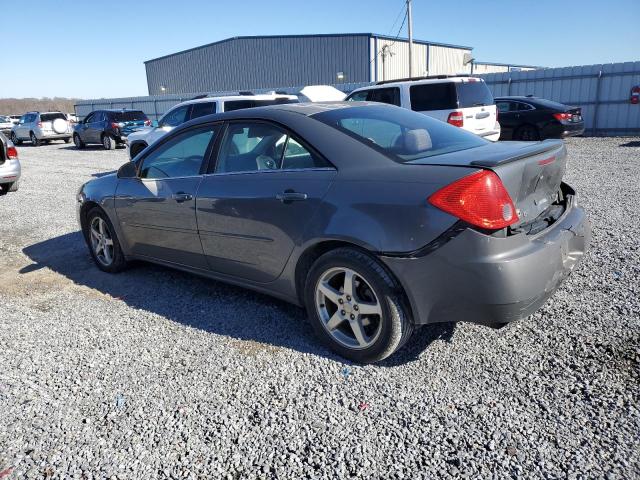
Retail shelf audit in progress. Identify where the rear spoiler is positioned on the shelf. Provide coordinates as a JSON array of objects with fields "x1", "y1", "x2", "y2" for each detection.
[{"x1": 470, "y1": 140, "x2": 563, "y2": 167}]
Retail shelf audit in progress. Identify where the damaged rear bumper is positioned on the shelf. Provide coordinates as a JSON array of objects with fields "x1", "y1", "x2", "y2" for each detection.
[{"x1": 380, "y1": 191, "x2": 590, "y2": 326}]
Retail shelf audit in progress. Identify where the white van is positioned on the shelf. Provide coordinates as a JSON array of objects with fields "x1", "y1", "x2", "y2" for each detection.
[{"x1": 345, "y1": 76, "x2": 500, "y2": 142}]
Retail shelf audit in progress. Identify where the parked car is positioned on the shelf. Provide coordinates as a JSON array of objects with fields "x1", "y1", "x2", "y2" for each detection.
[
  {"x1": 73, "y1": 109, "x2": 151, "y2": 150},
  {"x1": 0, "y1": 132, "x2": 21, "y2": 195},
  {"x1": 11, "y1": 111, "x2": 72, "y2": 146},
  {"x1": 345, "y1": 76, "x2": 501, "y2": 141},
  {"x1": 76, "y1": 102, "x2": 590, "y2": 363},
  {"x1": 67, "y1": 113, "x2": 79, "y2": 124},
  {"x1": 0, "y1": 116, "x2": 13, "y2": 135},
  {"x1": 495, "y1": 96, "x2": 585, "y2": 140},
  {"x1": 126, "y1": 93, "x2": 298, "y2": 158},
  {"x1": 9, "y1": 115, "x2": 21, "y2": 125}
]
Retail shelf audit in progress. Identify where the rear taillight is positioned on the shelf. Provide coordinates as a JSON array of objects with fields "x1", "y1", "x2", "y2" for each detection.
[
  {"x1": 428, "y1": 170, "x2": 518, "y2": 230},
  {"x1": 7, "y1": 146, "x2": 18, "y2": 159},
  {"x1": 144, "y1": 119, "x2": 151, "y2": 126},
  {"x1": 447, "y1": 111, "x2": 464, "y2": 128},
  {"x1": 553, "y1": 112, "x2": 571, "y2": 121},
  {"x1": 37, "y1": 121, "x2": 42, "y2": 128},
  {"x1": 111, "y1": 122, "x2": 119, "y2": 130}
]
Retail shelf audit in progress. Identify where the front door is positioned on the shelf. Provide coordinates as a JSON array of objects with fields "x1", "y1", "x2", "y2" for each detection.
[
  {"x1": 114, "y1": 124, "x2": 220, "y2": 269},
  {"x1": 196, "y1": 121, "x2": 336, "y2": 283}
]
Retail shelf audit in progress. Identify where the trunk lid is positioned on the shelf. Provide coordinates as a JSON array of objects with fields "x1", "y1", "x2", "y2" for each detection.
[{"x1": 410, "y1": 139, "x2": 567, "y2": 225}]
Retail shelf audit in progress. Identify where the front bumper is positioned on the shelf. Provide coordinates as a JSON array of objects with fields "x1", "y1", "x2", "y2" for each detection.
[{"x1": 381, "y1": 191, "x2": 590, "y2": 326}]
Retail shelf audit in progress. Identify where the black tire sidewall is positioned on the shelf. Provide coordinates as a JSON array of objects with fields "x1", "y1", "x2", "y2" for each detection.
[
  {"x1": 84, "y1": 207, "x2": 126, "y2": 273},
  {"x1": 304, "y1": 248, "x2": 409, "y2": 363},
  {"x1": 73, "y1": 134, "x2": 84, "y2": 148}
]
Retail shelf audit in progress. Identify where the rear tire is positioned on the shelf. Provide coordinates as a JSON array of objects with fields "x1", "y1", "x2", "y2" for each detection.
[
  {"x1": 73, "y1": 133, "x2": 85, "y2": 149},
  {"x1": 304, "y1": 247, "x2": 413, "y2": 363},
  {"x1": 10, "y1": 132, "x2": 22, "y2": 145},
  {"x1": 30, "y1": 132, "x2": 41, "y2": 146},
  {"x1": 83, "y1": 207, "x2": 127, "y2": 273},
  {"x1": 9, "y1": 181, "x2": 18, "y2": 192},
  {"x1": 515, "y1": 124, "x2": 540, "y2": 141},
  {"x1": 102, "y1": 134, "x2": 115, "y2": 150}
]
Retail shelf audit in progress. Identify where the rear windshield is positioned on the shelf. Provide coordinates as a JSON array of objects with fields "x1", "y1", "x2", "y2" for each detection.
[
  {"x1": 112, "y1": 111, "x2": 148, "y2": 122},
  {"x1": 224, "y1": 98, "x2": 298, "y2": 112},
  {"x1": 313, "y1": 105, "x2": 486, "y2": 163},
  {"x1": 410, "y1": 83, "x2": 457, "y2": 111},
  {"x1": 456, "y1": 81, "x2": 494, "y2": 107},
  {"x1": 526, "y1": 97, "x2": 571, "y2": 110},
  {"x1": 40, "y1": 113, "x2": 67, "y2": 122}
]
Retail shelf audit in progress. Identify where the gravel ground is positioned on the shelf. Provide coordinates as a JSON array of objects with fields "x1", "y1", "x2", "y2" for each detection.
[{"x1": 0, "y1": 138, "x2": 638, "y2": 479}]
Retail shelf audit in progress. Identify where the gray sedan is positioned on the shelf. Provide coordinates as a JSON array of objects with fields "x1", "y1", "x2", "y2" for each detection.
[{"x1": 76, "y1": 103, "x2": 590, "y2": 363}]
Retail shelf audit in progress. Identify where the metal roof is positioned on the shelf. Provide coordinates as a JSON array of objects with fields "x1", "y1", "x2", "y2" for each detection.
[
  {"x1": 144, "y1": 33, "x2": 473, "y2": 64},
  {"x1": 474, "y1": 61, "x2": 542, "y2": 68}
]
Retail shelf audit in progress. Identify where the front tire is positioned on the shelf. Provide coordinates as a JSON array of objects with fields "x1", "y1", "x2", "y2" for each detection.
[
  {"x1": 304, "y1": 248, "x2": 413, "y2": 363},
  {"x1": 84, "y1": 207, "x2": 127, "y2": 273},
  {"x1": 73, "y1": 133, "x2": 85, "y2": 149},
  {"x1": 102, "y1": 134, "x2": 115, "y2": 150},
  {"x1": 30, "y1": 132, "x2": 41, "y2": 146},
  {"x1": 10, "y1": 132, "x2": 22, "y2": 145}
]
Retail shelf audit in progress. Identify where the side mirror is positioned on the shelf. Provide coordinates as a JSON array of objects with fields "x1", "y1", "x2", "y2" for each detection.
[
  {"x1": 152, "y1": 120, "x2": 159, "y2": 128},
  {"x1": 117, "y1": 161, "x2": 138, "y2": 179}
]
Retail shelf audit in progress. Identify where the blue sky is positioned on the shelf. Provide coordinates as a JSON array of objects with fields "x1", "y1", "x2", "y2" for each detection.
[{"x1": 2, "y1": 0, "x2": 638, "y2": 99}]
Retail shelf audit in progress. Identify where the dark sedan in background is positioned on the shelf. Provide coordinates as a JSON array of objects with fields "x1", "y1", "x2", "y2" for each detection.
[
  {"x1": 73, "y1": 109, "x2": 150, "y2": 150},
  {"x1": 496, "y1": 96, "x2": 585, "y2": 141},
  {"x1": 76, "y1": 103, "x2": 590, "y2": 363}
]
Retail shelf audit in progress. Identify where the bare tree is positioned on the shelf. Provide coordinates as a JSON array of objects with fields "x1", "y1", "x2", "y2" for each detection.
[{"x1": 0, "y1": 97, "x2": 82, "y2": 115}]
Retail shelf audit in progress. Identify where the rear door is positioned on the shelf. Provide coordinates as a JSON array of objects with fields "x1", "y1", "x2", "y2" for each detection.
[
  {"x1": 114, "y1": 124, "x2": 220, "y2": 268},
  {"x1": 496, "y1": 101, "x2": 519, "y2": 139},
  {"x1": 455, "y1": 79, "x2": 497, "y2": 136},
  {"x1": 87, "y1": 111, "x2": 104, "y2": 143},
  {"x1": 196, "y1": 120, "x2": 336, "y2": 283}
]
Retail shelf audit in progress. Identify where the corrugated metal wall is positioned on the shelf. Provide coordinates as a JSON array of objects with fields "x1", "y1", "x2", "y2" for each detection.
[
  {"x1": 74, "y1": 82, "x2": 373, "y2": 121},
  {"x1": 373, "y1": 39, "x2": 428, "y2": 81},
  {"x1": 479, "y1": 61, "x2": 640, "y2": 136},
  {"x1": 145, "y1": 35, "x2": 371, "y2": 95},
  {"x1": 428, "y1": 45, "x2": 471, "y2": 76},
  {"x1": 473, "y1": 64, "x2": 510, "y2": 74}
]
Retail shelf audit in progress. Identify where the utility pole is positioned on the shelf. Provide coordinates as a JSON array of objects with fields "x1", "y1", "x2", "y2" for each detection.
[{"x1": 407, "y1": 0, "x2": 413, "y2": 78}]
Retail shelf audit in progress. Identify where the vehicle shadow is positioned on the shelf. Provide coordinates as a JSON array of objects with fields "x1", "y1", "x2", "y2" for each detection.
[
  {"x1": 619, "y1": 140, "x2": 640, "y2": 148},
  {"x1": 21, "y1": 232, "x2": 452, "y2": 366},
  {"x1": 59, "y1": 145, "x2": 126, "y2": 151}
]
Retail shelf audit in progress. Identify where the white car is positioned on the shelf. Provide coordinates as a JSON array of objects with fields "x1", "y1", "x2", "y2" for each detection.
[
  {"x1": 345, "y1": 76, "x2": 501, "y2": 142},
  {"x1": 126, "y1": 93, "x2": 298, "y2": 158},
  {"x1": 0, "y1": 116, "x2": 13, "y2": 136},
  {"x1": 0, "y1": 132, "x2": 20, "y2": 195}
]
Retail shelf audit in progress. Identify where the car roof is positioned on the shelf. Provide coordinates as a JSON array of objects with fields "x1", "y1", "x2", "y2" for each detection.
[
  {"x1": 352, "y1": 76, "x2": 482, "y2": 92},
  {"x1": 495, "y1": 96, "x2": 573, "y2": 109}
]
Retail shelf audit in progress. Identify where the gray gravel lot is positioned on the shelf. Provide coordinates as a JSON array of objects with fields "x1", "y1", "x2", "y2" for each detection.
[{"x1": 0, "y1": 138, "x2": 638, "y2": 479}]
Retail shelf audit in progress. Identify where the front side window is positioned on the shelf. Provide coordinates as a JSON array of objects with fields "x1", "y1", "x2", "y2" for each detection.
[
  {"x1": 190, "y1": 102, "x2": 216, "y2": 119},
  {"x1": 347, "y1": 90, "x2": 369, "y2": 102},
  {"x1": 215, "y1": 122, "x2": 329, "y2": 173},
  {"x1": 159, "y1": 105, "x2": 190, "y2": 128},
  {"x1": 314, "y1": 105, "x2": 486, "y2": 163},
  {"x1": 139, "y1": 126, "x2": 217, "y2": 179}
]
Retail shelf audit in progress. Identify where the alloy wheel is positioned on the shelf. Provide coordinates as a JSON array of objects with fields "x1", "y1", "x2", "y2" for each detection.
[
  {"x1": 315, "y1": 267, "x2": 383, "y2": 350},
  {"x1": 103, "y1": 136, "x2": 110, "y2": 149},
  {"x1": 89, "y1": 216, "x2": 114, "y2": 266}
]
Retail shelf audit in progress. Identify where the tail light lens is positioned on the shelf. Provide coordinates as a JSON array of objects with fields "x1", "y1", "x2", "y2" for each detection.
[
  {"x1": 144, "y1": 119, "x2": 151, "y2": 126},
  {"x1": 428, "y1": 170, "x2": 518, "y2": 230},
  {"x1": 447, "y1": 111, "x2": 464, "y2": 128},
  {"x1": 553, "y1": 112, "x2": 571, "y2": 121},
  {"x1": 7, "y1": 146, "x2": 18, "y2": 159},
  {"x1": 111, "y1": 122, "x2": 120, "y2": 130},
  {"x1": 37, "y1": 121, "x2": 42, "y2": 128}
]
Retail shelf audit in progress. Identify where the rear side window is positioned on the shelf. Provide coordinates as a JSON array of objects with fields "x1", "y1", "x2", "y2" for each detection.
[
  {"x1": 410, "y1": 83, "x2": 457, "y2": 111},
  {"x1": 40, "y1": 113, "x2": 67, "y2": 122},
  {"x1": 314, "y1": 105, "x2": 486, "y2": 163},
  {"x1": 456, "y1": 81, "x2": 494, "y2": 107},
  {"x1": 113, "y1": 111, "x2": 148, "y2": 122},
  {"x1": 223, "y1": 98, "x2": 298, "y2": 112},
  {"x1": 190, "y1": 102, "x2": 216, "y2": 119}
]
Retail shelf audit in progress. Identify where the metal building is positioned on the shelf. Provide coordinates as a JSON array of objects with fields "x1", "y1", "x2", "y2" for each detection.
[{"x1": 144, "y1": 33, "x2": 474, "y2": 95}]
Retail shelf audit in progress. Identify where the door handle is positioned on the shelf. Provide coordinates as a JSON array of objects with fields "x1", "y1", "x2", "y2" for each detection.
[
  {"x1": 276, "y1": 191, "x2": 308, "y2": 203},
  {"x1": 172, "y1": 192, "x2": 193, "y2": 203}
]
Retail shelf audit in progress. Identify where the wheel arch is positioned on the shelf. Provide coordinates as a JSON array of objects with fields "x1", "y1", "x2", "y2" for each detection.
[{"x1": 129, "y1": 140, "x2": 148, "y2": 158}]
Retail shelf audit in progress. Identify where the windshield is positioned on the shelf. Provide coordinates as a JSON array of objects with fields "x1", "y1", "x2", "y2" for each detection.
[
  {"x1": 113, "y1": 111, "x2": 148, "y2": 122},
  {"x1": 313, "y1": 105, "x2": 487, "y2": 162},
  {"x1": 457, "y1": 81, "x2": 494, "y2": 107}
]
